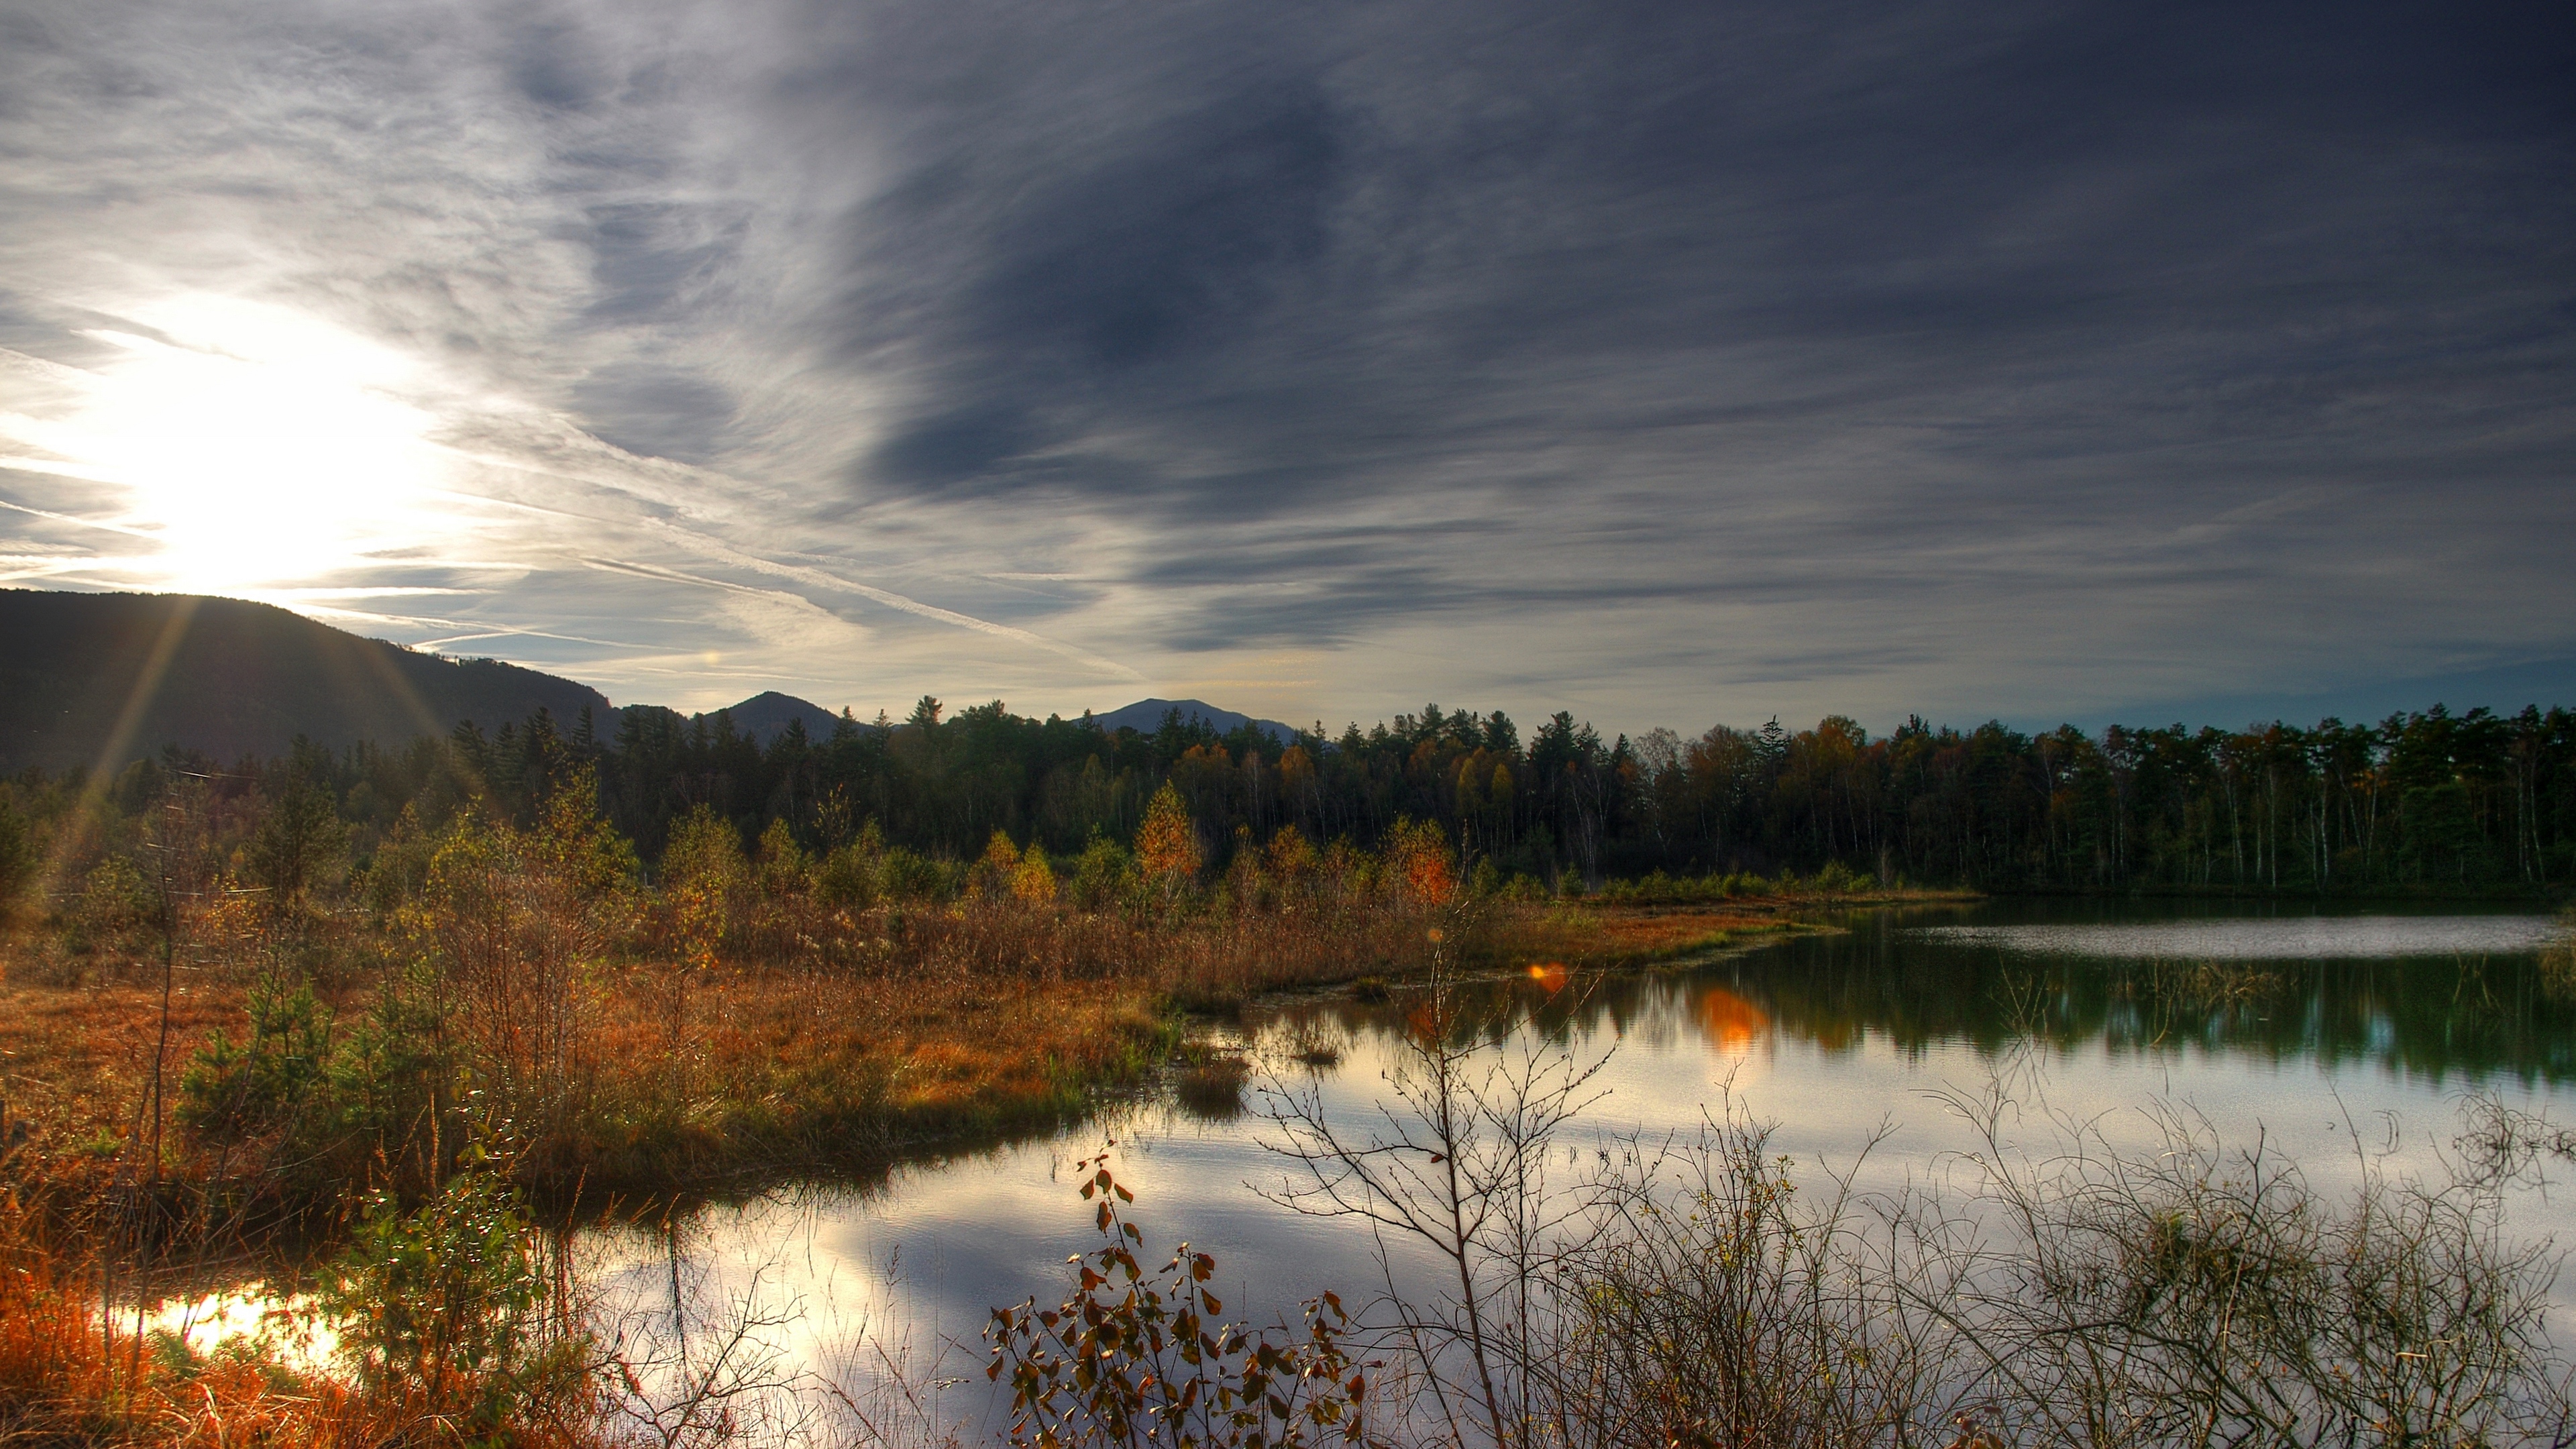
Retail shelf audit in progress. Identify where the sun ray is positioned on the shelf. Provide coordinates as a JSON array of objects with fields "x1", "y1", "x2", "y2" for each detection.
[{"x1": 38, "y1": 596, "x2": 203, "y2": 900}]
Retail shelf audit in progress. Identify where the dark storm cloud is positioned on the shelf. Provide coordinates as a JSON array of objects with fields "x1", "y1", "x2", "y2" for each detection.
[
  {"x1": 749, "y1": 0, "x2": 2576, "y2": 721},
  {"x1": 819, "y1": 0, "x2": 2575, "y2": 560}
]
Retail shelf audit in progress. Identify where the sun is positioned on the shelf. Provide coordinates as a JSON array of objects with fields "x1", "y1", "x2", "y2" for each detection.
[{"x1": 4, "y1": 294, "x2": 462, "y2": 596}]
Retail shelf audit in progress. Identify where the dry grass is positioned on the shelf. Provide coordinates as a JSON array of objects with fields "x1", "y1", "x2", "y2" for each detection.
[
  {"x1": 0, "y1": 1193, "x2": 603, "y2": 1449},
  {"x1": 0, "y1": 900, "x2": 1457, "y2": 1206},
  {"x1": 1497, "y1": 899, "x2": 1828, "y2": 967},
  {"x1": 0, "y1": 880, "x2": 1910, "y2": 1447},
  {"x1": 0, "y1": 896, "x2": 1888, "y2": 1203},
  {"x1": 0, "y1": 888, "x2": 1472, "y2": 1445},
  {"x1": 561, "y1": 958, "x2": 1173, "y2": 1185},
  {"x1": 0, "y1": 964, "x2": 249, "y2": 1158}
]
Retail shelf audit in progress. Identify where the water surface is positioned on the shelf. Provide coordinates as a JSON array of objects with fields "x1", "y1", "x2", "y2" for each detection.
[{"x1": 582, "y1": 899, "x2": 2576, "y2": 1435}]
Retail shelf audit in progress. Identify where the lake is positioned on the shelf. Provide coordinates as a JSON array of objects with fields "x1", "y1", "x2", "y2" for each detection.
[{"x1": 574, "y1": 898, "x2": 2576, "y2": 1438}]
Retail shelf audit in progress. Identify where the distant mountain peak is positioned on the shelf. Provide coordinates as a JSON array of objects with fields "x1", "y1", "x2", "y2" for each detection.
[
  {"x1": 716, "y1": 690, "x2": 845, "y2": 746},
  {"x1": 1090, "y1": 697, "x2": 1297, "y2": 744}
]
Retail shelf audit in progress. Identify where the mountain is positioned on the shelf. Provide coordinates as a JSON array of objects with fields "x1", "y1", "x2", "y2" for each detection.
[
  {"x1": 716, "y1": 691, "x2": 846, "y2": 746},
  {"x1": 0, "y1": 591, "x2": 1318, "y2": 777},
  {"x1": 0, "y1": 590, "x2": 611, "y2": 772},
  {"x1": 1091, "y1": 698, "x2": 1297, "y2": 745}
]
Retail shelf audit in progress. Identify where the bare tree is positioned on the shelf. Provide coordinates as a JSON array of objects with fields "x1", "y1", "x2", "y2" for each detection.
[{"x1": 1254, "y1": 913, "x2": 1609, "y2": 1449}]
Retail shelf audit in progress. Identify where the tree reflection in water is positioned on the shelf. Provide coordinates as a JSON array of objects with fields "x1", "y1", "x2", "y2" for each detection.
[{"x1": 1314, "y1": 904, "x2": 2575, "y2": 1085}]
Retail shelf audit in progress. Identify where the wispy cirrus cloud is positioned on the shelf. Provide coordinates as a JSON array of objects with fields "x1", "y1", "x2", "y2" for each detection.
[{"x1": 0, "y1": 0, "x2": 2569, "y2": 732}]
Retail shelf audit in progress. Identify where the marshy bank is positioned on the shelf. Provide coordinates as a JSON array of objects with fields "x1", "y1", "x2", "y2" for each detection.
[
  {"x1": 0, "y1": 755, "x2": 1955, "y2": 1444},
  {"x1": 549, "y1": 899, "x2": 2576, "y2": 1447},
  {"x1": 4, "y1": 743, "x2": 2565, "y2": 1444}
]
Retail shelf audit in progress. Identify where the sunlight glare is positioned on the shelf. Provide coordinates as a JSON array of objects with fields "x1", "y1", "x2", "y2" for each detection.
[
  {"x1": 148, "y1": 1283, "x2": 339, "y2": 1375},
  {"x1": 4, "y1": 295, "x2": 466, "y2": 594}
]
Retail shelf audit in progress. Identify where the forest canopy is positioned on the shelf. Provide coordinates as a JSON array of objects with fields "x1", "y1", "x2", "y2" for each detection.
[{"x1": 7, "y1": 694, "x2": 2567, "y2": 899}]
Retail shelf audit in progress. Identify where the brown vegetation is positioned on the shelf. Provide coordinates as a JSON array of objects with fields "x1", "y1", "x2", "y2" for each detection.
[{"x1": 0, "y1": 749, "x2": 1938, "y2": 1445}]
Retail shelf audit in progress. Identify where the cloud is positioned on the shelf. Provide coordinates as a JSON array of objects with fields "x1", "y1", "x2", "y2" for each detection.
[
  {"x1": 570, "y1": 362, "x2": 736, "y2": 464},
  {"x1": 0, "y1": 0, "x2": 2568, "y2": 729}
]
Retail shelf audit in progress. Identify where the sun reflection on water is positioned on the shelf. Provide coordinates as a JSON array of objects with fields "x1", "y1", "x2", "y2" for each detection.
[{"x1": 146, "y1": 1283, "x2": 339, "y2": 1374}]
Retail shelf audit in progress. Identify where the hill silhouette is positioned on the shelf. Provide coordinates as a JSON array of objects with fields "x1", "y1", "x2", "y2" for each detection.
[
  {"x1": 1090, "y1": 698, "x2": 1295, "y2": 743},
  {"x1": 0, "y1": 590, "x2": 611, "y2": 772},
  {"x1": 717, "y1": 690, "x2": 848, "y2": 745}
]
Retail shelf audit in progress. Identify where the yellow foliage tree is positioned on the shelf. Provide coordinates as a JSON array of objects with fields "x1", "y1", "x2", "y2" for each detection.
[
  {"x1": 755, "y1": 818, "x2": 809, "y2": 898},
  {"x1": 1265, "y1": 825, "x2": 1319, "y2": 911},
  {"x1": 662, "y1": 806, "x2": 747, "y2": 970},
  {"x1": 1134, "y1": 783, "x2": 1203, "y2": 906},
  {"x1": 1265, "y1": 824, "x2": 1318, "y2": 879},
  {"x1": 1010, "y1": 845, "x2": 1058, "y2": 904},
  {"x1": 976, "y1": 828, "x2": 1023, "y2": 900}
]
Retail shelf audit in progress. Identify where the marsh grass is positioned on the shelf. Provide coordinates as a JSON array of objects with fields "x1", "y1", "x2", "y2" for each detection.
[
  {"x1": 1536, "y1": 1086, "x2": 2576, "y2": 1449},
  {"x1": 0, "y1": 776, "x2": 1525, "y2": 1444},
  {"x1": 1247, "y1": 939, "x2": 2576, "y2": 1449},
  {"x1": 1279, "y1": 1017, "x2": 1347, "y2": 1069},
  {"x1": 0, "y1": 1181, "x2": 604, "y2": 1448},
  {"x1": 1172, "y1": 1042, "x2": 1253, "y2": 1121}
]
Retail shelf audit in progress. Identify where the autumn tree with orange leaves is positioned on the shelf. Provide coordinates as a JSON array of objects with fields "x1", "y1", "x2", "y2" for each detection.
[{"x1": 1383, "y1": 816, "x2": 1456, "y2": 912}]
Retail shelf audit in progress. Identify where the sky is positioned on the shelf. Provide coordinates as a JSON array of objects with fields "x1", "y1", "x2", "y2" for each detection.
[{"x1": 1, "y1": 0, "x2": 2570, "y2": 740}]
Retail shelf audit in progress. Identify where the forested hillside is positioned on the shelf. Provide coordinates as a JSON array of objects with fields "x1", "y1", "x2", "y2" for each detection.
[
  {"x1": 29, "y1": 690, "x2": 2566, "y2": 896},
  {"x1": 0, "y1": 590, "x2": 608, "y2": 770}
]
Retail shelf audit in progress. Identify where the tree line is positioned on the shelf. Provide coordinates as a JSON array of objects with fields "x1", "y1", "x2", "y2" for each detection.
[{"x1": 5, "y1": 695, "x2": 2569, "y2": 900}]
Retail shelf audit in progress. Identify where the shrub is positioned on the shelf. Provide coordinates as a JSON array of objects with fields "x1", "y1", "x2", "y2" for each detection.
[
  {"x1": 178, "y1": 973, "x2": 333, "y2": 1140},
  {"x1": 1071, "y1": 835, "x2": 1132, "y2": 912},
  {"x1": 972, "y1": 829, "x2": 1023, "y2": 900},
  {"x1": 180, "y1": 964, "x2": 463, "y2": 1197},
  {"x1": 1547, "y1": 1095, "x2": 2576, "y2": 1449},
  {"x1": 814, "y1": 841, "x2": 880, "y2": 909},
  {"x1": 1011, "y1": 844, "x2": 1059, "y2": 904},
  {"x1": 321, "y1": 1171, "x2": 590, "y2": 1438},
  {"x1": 987, "y1": 1151, "x2": 1372, "y2": 1448},
  {"x1": 660, "y1": 804, "x2": 748, "y2": 963},
  {"x1": 1809, "y1": 859, "x2": 1866, "y2": 896},
  {"x1": 879, "y1": 847, "x2": 951, "y2": 904},
  {"x1": 70, "y1": 855, "x2": 157, "y2": 955}
]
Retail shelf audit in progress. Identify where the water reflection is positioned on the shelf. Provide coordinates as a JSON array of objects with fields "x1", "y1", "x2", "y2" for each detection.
[
  {"x1": 146, "y1": 1285, "x2": 336, "y2": 1373},
  {"x1": 1695, "y1": 985, "x2": 1769, "y2": 1054},
  {"x1": 1274, "y1": 908, "x2": 2571, "y2": 1085},
  {"x1": 590, "y1": 902, "x2": 2573, "y2": 1440},
  {"x1": 1706, "y1": 910, "x2": 2576, "y2": 1084},
  {"x1": 1916, "y1": 914, "x2": 2567, "y2": 959}
]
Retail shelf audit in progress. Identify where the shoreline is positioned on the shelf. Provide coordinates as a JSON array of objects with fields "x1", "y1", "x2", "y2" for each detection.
[{"x1": 12, "y1": 885, "x2": 2566, "y2": 1256}]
